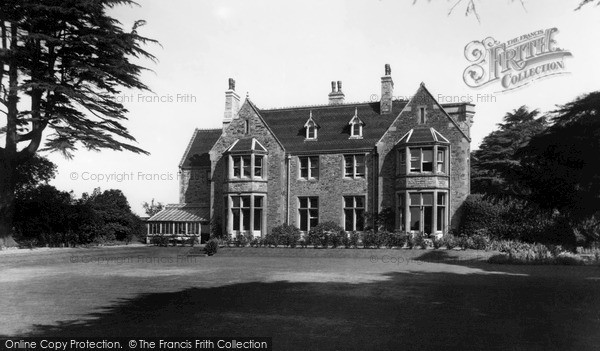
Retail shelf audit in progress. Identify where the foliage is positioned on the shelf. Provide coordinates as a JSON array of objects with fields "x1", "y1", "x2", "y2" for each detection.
[
  {"x1": 150, "y1": 234, "x2": 169, "y2": 247},
  {"x1": 0, "y1": 0, "x2": 158, "y2": 243},
  {"x1": 13, "y1": 185, "x2": 143, "y2": 247},
  {"x1": 269, "y1": 224, "x2": 301, "y2": 248},
  {"x1": 307, "y1": 222, "x2": 344, "y2": 248},
  {"x1": 142, "y1": 199, "x2": 164, "y2": 217},
  {"x1": 471, "y1": 106, "x2": 547, "y2": 198},
  {"x1": 204, "y1": 239, "x2": 219, "y2": 256},
  {"x1": 517, "y1": 92, "x2": 600, "y2": 244}
]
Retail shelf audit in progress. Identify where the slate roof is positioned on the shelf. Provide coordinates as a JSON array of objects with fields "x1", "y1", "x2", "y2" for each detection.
[
  {"x1": 179, "y1": 128, "x2": 222, "y2": 168},
  {"x1": 258, "y1": 100, "x2": 407, "y2": 154},
  {"x1": 227, "y1": 137, "x2": 267, "y2": 153},
  {"x1": 398, "y1": 127, "x2": 450, "y2": 144},
  {"x1": 147, "y1": 204, "x2": 209, "y2": 222}
]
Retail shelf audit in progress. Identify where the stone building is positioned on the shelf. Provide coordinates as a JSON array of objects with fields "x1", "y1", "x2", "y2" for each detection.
[{"x1": 147, "y1": 65, "x2": 474, "y2": 241}]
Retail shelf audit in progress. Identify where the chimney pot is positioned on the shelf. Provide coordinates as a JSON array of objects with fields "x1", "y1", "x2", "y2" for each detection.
[
  {"x1": 328, "y1": 80, "x2": 345, "y2": 105},
  {"x1": 228, "y1": 78, "x2": 235, "y2": 91}
]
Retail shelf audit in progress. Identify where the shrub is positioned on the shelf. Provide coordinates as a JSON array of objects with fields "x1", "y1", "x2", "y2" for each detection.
[
  {"x1": 150, "y1": 234, "x2": 169, "y2": 247},
  {"x1": 308, "y1": 222, "x2": 344, "y2": 248},
  {"x1": 204, "y1": 239, "x2": 219, "y2": 256},
  {"x1": 299, "y1": 238, "x2": 308, "y2": 248},
  {"x1": 442, "y1": 234, "x2": 458, "y2": 250},
  {"x1": 362, "y1": 230, "x2": 379, "y2": 248},
  {"x1": 330, "y1": 231, "x2": 345, "y2": 248},
  {"x1": 270, "y1": 224, "x2": 301, "y2": 248},
  {"x1": 349, "y1": 231, "x2": 360, "y2": 248},
  {"x1": 432, "y1": 237, "x2": 443, "y2": 249},
  {"x1": 470, "y1": 234, "x2": 490, "y2": 250},
  {"x1": 188, "y1": 235, "x2": 199, "y2": 247},
  {"x1": 235, "y1": 233, "x2": 248, "y2": 247},
  {"x1": 414, "y1": 233, "x2": 429, "y2": 249}
]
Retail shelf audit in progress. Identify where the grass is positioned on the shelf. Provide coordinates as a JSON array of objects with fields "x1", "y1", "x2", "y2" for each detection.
[{"x1": 1, "y1": 246, "x2": 600, "y2": 350}]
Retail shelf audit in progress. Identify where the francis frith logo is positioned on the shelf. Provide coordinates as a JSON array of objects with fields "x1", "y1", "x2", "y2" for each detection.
[{"x1": 463, "y1": 28, "x2": 572, "y2": 92}]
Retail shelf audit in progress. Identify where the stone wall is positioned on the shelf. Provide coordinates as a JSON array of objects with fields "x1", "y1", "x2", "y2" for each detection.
[
  {"x1": 377, "y1": 84, "x2": 471, "y2": 230},
  {"x1": 209, "y1": 101, "x2": 287, "y2": 236}
]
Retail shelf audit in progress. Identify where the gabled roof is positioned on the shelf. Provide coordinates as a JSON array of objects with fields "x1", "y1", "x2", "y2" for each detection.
[
  {"x1": 348, "y1": 108, "x2": 365, "y2": 125},
  {"x1": 303, "y1": 111, "x2": 320, "y2": 128},
  {"x1": 179, "y1": 128, "x2": 222, "y2": 168},
  {"x1": 397, "y1": 127, "x2": 450, "y2": 144},
  {"x1": 148, "y1": 204, "x2": 210, "y2": 222},
  {"x1": 259, "y1": 100, "x2": 406, "y2": 153}
]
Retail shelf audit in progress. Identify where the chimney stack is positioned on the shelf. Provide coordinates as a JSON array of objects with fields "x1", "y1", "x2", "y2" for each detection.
[
  {"x1": 328, "y1": 80, "x2": 345, "y2": 105},
  {"x1": 223, "y1": 78, "x2": 240, "y2": 131},
  {"x1": 380, "y1": 64, "x2": 394, "y2": 114}
]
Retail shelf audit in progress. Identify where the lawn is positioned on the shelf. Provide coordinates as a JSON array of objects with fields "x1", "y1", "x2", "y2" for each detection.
[{"x1": 1, "y1": 245, "x2": 599, "y2": 350}]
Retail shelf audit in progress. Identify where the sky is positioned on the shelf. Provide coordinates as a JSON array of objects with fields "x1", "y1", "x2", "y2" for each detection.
[{"x1": 20, "y1": 0, "x2": 600, "y2": 215}]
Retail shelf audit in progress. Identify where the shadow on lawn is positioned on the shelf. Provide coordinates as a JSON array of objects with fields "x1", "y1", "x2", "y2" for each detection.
[{"x1": 7, "y1": 264, "x2": 600, "y2": 351}]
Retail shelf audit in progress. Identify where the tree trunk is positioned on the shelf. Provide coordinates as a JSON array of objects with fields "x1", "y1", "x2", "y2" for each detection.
[{"x1": 0, "y1": 158, "x2": 18, "y2": 247}]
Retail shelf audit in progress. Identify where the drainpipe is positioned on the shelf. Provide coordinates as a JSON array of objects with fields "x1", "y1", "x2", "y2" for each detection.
[
  {"x1": 286, "y1": 154, "x2": 291, "y2": 224},
  {"x1": 372, "y1": 148, "x2": 378, "y2": 231}
]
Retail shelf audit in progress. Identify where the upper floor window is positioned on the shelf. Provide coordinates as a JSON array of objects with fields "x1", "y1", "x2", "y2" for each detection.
[
  {"x1": 437, "y1": 148, "x2": 446, "y2": 173},
  {"x1": 409, "y1": 148, "x2": 433, "y2": 173},
  {"x1": 230, "y1": 154, "x2": 264, "y2": 179},
  {"x1": 299, "y1": 156, "x2": 319, "y2": 179},
  {"x1": 419, "y1": 107, "x2": 426, "y2": 124},
  {"x1": 350, "y1": 121, "x2": 362, "y2": 138},
  {"x1": 349, "y1": 108, "x2": 363, "y2": 138},
  {"x1": 304, "y1": 111, "x2": 319, "y2": 140},
  {"x1": 306, "y1": 124, "x2": 317, "y2": 139},
  {"x1": 398, "y1": 149, "x2": 406, "y2": 175},
  {"x1": 244, "y1": 120, "x2": 249, "y2": 134},
  {"x1": 344, "y1": 154, "x2": 365, "y2": 178}
]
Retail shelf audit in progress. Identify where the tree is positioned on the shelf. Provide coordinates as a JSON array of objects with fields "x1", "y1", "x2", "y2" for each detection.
[
  {"x1": 85, "y1": 188, "x2": 142, "y2": 242},
  {"x1": 142, "y1": 198, "x2": 164, "y2": 217},
  {"x1": 416, "y1": 0, "x2": 599, "y2": 22},
  {"x1": 517, "y1": 92, "x2": 600, "y2": 243},
  {"x1": 14, "y1": 154, "x2": 56, "y2": 195},
  {"x1": 0, "y1": 0, "x2": 157, "y2": 246},
  {"x1": 471, "y1": 106, "x2": 547, "y2": 198}
]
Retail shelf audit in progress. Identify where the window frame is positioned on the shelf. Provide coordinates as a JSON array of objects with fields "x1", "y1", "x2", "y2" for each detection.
[
  {"x1": 298, "y1": 196, "x2": 319, "y2": 232},
  {"x1": 343, "y1": 154, "x2": 366, "y2": 179},
  {"x1": 299, "y1": 156, "x2": 319, "y2": 180},
  {"x1": 343, "y1": 196, "x2": 366, "y2": 231}
]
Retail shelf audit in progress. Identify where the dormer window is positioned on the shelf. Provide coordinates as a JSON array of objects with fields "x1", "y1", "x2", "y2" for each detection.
[
  {"x1": 349, "y1": 107, "x2": 364, "y2": 138},
  {"x1": 304, "y1": 111, "x2": 319, "y2": 140}
]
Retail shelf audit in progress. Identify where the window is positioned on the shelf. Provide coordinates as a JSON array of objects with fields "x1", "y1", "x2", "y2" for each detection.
[
  {"x1": 306, "y1": 123, "x2": 317, "y2": 139},
  {"x1": 230, "y1": 154, "x2": 264, "y2": 179},
  {"x1": 254, "y1": 196, "x2": 264, "y2": 231},
  {"x1": 254, "y1": 155, "x2": 263, "y2": 178},
  {"x1": 344, "y1": 154, "x2": 365, "y2": 178},
  {"x1": 175, "y1": 222, "x2": 186, "y2": 234},
  {"x1": 163, "y1": 222, "x2": 173, "y2": 234},
  {"x1": 397, "y1": 194, "x2": 405, "y2": 231},
  {"x1": 299, "y1": 156, "x2": 319, "y2": 179},
  {"x1": 437, "y1": 148, "x2": 446, "y2": 173},
  {"x1": 188, "y1": 222, "x2": 200, "y2": 234},
  {"x1": 344, "y1": 196, "x2": 365, "y2": 231},
  {"x1": 231, "y1": 195, "x2": 251, "y2": 231},
  {"x1": 149, "y1": 223, "x2": 160, "y2": 234},
  {"x1": 409, "y1": 192, "x2": 433, "y2": 234},
  {"x1": 419, "y1": 107, "x2": 426, "y2": 124},
  {"x1": 298, "y1": 197, "x2": 318, "y2": 232},
  {"x1": 398, "y1": 149, "x2": 406, "y2": 175},
  {"x1": 437, "y1": 193, "x2": 446, "y2": 232},
  {"x1": 244, "y1": 120, "x2": 249, "y2": 134},
  {"x1": 409, "y1": 148, "x2": 433, "y2": 173},
  {"x1": 350, "y1": 121, "x2": 362, "y2": 138}
]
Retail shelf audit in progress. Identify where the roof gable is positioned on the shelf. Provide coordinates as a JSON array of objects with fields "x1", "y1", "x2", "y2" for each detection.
[{"x1": 179, "y1": 128, "x2": 222, "y2": 168}]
